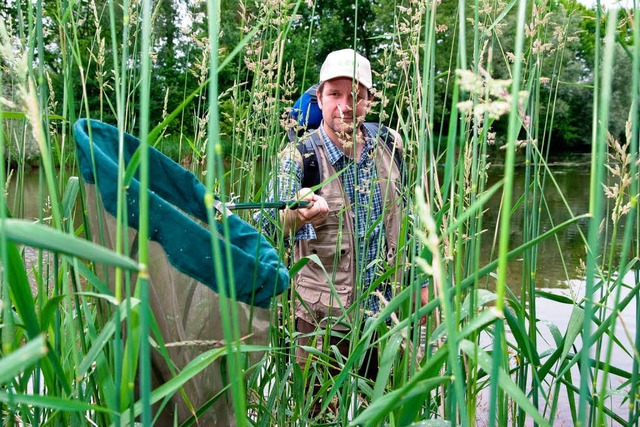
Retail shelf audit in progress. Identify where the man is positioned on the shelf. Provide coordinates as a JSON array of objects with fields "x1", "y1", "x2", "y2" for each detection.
[{"x1": 256, "y1": 48, "x2": 428, "y2": 410}]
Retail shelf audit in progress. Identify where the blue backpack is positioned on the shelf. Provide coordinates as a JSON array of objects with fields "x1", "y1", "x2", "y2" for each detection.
[
  {"x1": 287, "y1": 84, "x2": 405, "y2": 191},
  {"x1": 287, "y1": 84, "x2": 323, "y2": 142}
]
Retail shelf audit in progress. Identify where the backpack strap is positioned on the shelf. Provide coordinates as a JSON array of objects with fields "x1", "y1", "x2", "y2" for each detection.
[
  {"x1": 295, "y1": 131, "x2": 324, "y2": 194},
  {"x1": 363, "y1": 122, "x2": 406, "y2": 184}
]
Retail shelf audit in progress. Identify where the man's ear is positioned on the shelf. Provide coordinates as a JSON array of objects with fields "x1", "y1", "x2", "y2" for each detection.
[{"x1": 316, "y1": 89, "x2": 323, "y2": 109}]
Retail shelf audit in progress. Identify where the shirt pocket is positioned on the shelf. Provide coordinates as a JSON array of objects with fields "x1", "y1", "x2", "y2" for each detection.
[{"x1": 296, "y1": 278, "x2": 352, "y2": 320}]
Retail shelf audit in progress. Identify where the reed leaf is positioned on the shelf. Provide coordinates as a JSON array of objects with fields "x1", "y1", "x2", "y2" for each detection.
[
  {"x1": 372, "y1": 332, "x2": 404, "y2": 400},
  {"x1": 580, "y1": 8, "x2": 618, "y2": 423},
  {"x1": 77, "y1": 298, "x2": 140, "y2": 378},
  {"x1": 0, "y1": 335, "x2": 47, "y2": 385},
  {"x1": 1, "y1": 219, "x2": 138, "y2": 270},
  {"x1": 0, "y1": 390, "x2": 115, "y2": 415},
  {"x1": 71, "y1": 261, "x2": 114, "y2": 296},
  {"x1": 61, "y1": 176, "x2": 79, "y2": 228},
  {"x1": 350, "y1": 376, "x2": 450, "y2": 426},
  {"x1": 0, "y1": 112, "x2": 66, "y2": 121},
  {"x1": 119, "y1": 345, "x2": 269, "y2": 424},
  {"x1": 538, "y1": 279, "x2": 640, "y2": 381},
  {"x1": 459, "y1": 339, "x2": 551, "y2": 427},
  {"x1": 3, "y1": 239, "x2": 40, "y2": 338},
  {"x1": 39, "y1": 295, "x2": 66, "y2": 332},
  {"x1": 431, "y1": 289, "x2": 497, "y2": 341},
  {"x1": 405, "y1": 422, "x2": 453, "y2": 427}
]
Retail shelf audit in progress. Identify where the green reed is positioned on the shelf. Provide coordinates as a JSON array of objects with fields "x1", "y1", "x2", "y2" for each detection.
[
  {"x1": 205, "y1": 0, "x2": 247, "y2": 424},
  {"x1": 631, "y1": 3, "x2": 640, "y2": 423},
  {"x1": 0, "y1": 0, "x2": 639, "y2": 425}
]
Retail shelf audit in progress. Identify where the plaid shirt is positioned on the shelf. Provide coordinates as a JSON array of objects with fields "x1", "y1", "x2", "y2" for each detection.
[{"x1": 254, "y1": 124, "x2": 394, "y2": 314}]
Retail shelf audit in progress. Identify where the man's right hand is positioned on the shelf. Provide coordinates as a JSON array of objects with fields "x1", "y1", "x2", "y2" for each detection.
[{"x1": 281, "y1": 187, "x2": 329, "y2": 234}]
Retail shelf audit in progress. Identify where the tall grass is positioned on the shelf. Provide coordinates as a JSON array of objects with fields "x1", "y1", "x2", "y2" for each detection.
[{"x1": 0, "y1": 0, "x2": 638, "y2": 425}]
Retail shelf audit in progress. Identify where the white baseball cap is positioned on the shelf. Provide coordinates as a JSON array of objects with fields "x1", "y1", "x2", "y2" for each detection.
[{"x1": 319, "y1": 49, "x2": 372, "y2": 89}]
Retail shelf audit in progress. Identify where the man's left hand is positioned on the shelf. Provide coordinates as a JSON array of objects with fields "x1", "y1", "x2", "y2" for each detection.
[{"x1": 420, "y1": 286, "x2": 429, "y2": 325}]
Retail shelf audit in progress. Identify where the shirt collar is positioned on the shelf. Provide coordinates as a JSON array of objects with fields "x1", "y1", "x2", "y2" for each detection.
[{"x1": 318, "y1": 123, "x2": 374, "y2": 166}]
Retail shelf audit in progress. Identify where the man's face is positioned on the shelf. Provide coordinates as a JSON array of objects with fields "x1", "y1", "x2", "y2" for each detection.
[{"x1": 317, "y1": 77, "x2": 370, "y2": 136}]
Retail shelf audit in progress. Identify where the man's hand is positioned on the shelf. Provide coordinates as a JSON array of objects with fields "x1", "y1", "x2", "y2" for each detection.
[
  {"x1": 420, "y1": 285, "x2": 429, "y2": 325},
  {"x1": 281, "y1": 187, "x2": 329, "y2": 234}
]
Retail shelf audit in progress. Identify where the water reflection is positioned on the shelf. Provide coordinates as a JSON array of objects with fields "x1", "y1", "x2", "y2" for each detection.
[
  {"x1": 7, "y1": 170, "x2": 47, "y2": 221},
  {"x1": 482, "y1": 160, "x2": 632, "y2": 291}
]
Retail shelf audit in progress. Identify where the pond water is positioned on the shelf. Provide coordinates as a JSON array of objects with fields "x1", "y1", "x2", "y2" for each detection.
[
  {"x1": 478, "y1": 155, "x2": 637, "y2": 425},
  {"x1": 7, "y1": 169, "x2": 48, "y2": 222},
  {"x1": 482, "y1": 155, "x2": 612, "y2": 290}
]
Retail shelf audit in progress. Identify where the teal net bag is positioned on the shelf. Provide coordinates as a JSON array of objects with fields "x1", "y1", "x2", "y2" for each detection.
[{"x1": 74, "y1": 118, "x2": 289, "y2": 308}]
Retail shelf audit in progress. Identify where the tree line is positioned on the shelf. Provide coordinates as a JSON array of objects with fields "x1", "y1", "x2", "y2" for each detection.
[{"x1": 0, "y1": 0, "x2": 635, "y2": 160}]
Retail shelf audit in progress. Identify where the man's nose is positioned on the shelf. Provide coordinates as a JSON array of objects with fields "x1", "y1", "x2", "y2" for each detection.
[{"x1": 339, "y1": 96, "x2": 354, "y2": 110}]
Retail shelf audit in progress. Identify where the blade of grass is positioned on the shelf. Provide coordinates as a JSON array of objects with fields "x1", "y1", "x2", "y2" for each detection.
[
  {"x1": 0, "y1": 335, "x2": 47, "y2": 385},
  {"x1": 459, "y1": 339, "x2": 551, "y2": 427},
  {"x1": 372, "y1": 332, "x2": 404, "y2": 400},
  {"x1": 350, "y1": 377, "x2": 449, "y2": 426},
  {"x1": 0, "y1": 390, "x2": 115, "y2": 415},
  {"x1": 1, "y1": 219, "x2": 139, "y2": 270},
  {"x1": 579, "y1": 10, "x2": 618, "y2": 423}
]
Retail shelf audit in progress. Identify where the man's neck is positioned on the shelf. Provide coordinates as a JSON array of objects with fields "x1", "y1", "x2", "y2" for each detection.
[{"x1": 322, "y1": 122, "x2": 366, "y2": 161}]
